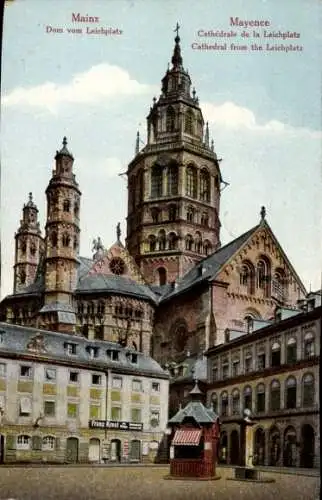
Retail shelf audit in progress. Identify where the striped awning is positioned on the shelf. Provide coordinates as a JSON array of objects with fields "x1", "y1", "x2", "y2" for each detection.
[{"x1": 172, "y1": 429, "x2": 202, "y2": 446}]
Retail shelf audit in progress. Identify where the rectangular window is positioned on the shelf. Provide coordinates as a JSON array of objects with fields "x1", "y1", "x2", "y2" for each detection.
[
  {"x1": 91, "y1": 374, "x2": 102, "y2": 385},
  {"x1": 111, "y1": 406, "x2": 121, "y2": 421},
  {"x1": 222, "y1": 364, "x2": 229, "y2": 379},
  {"x1": 19, "y1": 397, "x2": 32, "y2": 416},
  {"x1": 69, "y1": 371, "x2": 79, "y2": 383},
  {"x1": 132, "y1": 379, "x2": 142, "y2": 392},
  {"x1": 20, "y1": 365, "x2": 32, "y2": 378},
  {"x1": 17, "y1": 435, "x2": 31, "y2": 450},
  {"x1": 271, "y1": 390, "x2": 280, "y2": 411},
  {"x1": 257, "y1": 354, "x2": 266, "y2": 370},
  {"x1": 45, "y1": 368, "x2": 56, "y2": 382},
  {"x1": 87, "y1": 346, "x2": 99, "y2": 359},
  {"x1": 67, "y1": 403, "x2": 78, "y2": 419},
  {"x1": 150, "y1": 410, "x2": 160, "y2": 428},
  {"x1": 0, "y1": 363, "x2": 6, "y2": 377},
  {"x1": 257, "y1": 393, "x2": 265, "y2": 412},
  {"x1": 89, "y1": 404, "x2": 100, "y2": 419},
  {"x1": 44, "y1": 401, "x2": 56, "y2": 417},
  {"x1": 130, "y1": 353, "x2": 138, "y2": 364},
  {"x1": 245, "y1": 357, "x2": 252, "y2": 374},
  {"x1": 131, "y1": 408, "x2": 141, "y2": 423},
  {"x1": 107, "y1": 350, "x2": 119, "y2": 361},
  {"x1": 65, "y1": 343, "x2": 77, "y2": 356},
  {"x1": 212, "y1": 366, "x2": 218, "y2": 382},
  {"x1": 232, "y1": 361, "x2": 239, "y2": 377},
  {"x1": 112, "y1": 376, "x2": 122, "y2": 389},
  {"x1": 152, "y1": 382, "x2": 160, "y2": 392}
]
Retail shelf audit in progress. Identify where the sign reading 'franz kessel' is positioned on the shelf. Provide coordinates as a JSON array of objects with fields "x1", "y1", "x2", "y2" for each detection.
[{"x1": 89, "y1": 420, "x2": 143, "y2": 431}]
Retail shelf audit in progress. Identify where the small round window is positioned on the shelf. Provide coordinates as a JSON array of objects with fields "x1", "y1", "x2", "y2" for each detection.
[{"x1": 109, "y1": 257, "x2": 125, "y2": 275}]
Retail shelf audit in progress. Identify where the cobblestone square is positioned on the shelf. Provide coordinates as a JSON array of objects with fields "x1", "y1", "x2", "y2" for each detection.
[{"x1": 0, "y1": 466, "x2": 319, "y2": 500}]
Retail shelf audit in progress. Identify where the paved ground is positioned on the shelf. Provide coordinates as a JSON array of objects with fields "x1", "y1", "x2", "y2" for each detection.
[{"x1": 0, "y1": 466, "x2": 320, "y2": 500}]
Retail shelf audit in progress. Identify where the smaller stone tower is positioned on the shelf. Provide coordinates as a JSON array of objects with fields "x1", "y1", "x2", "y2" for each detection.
[
  {"x1": 40, "y1": 137, "x2": 81, "y2": 333},
  {"x1": 13, "y1": 193, "x2": 43, "y2": 293}
]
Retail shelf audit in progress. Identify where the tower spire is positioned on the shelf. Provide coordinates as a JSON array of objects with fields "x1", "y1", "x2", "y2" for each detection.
[
  {"x1": 171, "y1": 22, "x2": 183, "y2": 69},
  {"x1": 205, "y1": 122, "x2": 209, "y2": 147},
  {"x1": 135, "y1": 131, "x2": 140, "y2": 155}
]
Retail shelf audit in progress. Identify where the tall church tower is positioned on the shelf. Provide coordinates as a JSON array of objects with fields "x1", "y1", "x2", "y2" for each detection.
[
  {"x1": 126, "y1": 26, "x2": 222, "y2": 286},
  {"x1": 40, "y1": 137, "x2": 81, "y2": 333},
  {"x1": 13, "y1": 193, "x2": 43, "y2": 293}
]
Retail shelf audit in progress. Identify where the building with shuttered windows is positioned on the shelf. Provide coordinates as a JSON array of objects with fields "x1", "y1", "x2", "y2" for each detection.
[{"x1": 0, "y1": 322, "x2": 169, "y2": 464}]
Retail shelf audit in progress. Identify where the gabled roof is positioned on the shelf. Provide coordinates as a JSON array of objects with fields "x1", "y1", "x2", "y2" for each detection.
[{"x1": 161, "y1": 224, "x2": 259, "y2": 302}]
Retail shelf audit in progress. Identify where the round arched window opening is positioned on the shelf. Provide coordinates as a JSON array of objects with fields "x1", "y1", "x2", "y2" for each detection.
[{"x1": 109, "y1": 258, "x2": 126, "y2": 275}]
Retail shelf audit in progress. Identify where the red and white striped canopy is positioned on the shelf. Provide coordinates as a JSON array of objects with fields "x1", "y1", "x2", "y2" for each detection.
[{"x1": 172, "y1": 429, "x2": 202, "y2": 446}]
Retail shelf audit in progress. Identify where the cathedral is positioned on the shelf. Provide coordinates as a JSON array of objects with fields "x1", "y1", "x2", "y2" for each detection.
[{"x1": 0, "y1": 28, "x2": 307, "y2": 368}]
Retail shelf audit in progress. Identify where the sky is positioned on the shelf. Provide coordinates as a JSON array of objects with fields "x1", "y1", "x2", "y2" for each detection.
[{"x1": 1, "y1": 0, "x2": 321, "y2": 299}]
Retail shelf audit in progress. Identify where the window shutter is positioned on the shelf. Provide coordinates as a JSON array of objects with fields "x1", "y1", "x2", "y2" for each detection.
[
  {"x1": 32, "y1": 435, "x2": 42, "y2": 451},
  {"x1": 6, "y1": 434, "x2": 16, "y2": 450},
  {"x1": 55, "y1": 437, "x2": 60, "y2": 450}
]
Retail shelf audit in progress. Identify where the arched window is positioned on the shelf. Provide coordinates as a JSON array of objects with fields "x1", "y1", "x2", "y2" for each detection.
[
  {"x1": 201, "y1": 212, "x2": 209, "y2": 227},
  {"x1": 148, "y1": 235, "x2": 156, "y2": 252},
  {"x1": 272, "y1": 268, "x2": 287, "y2": 302},
  {"x1": 285, "y1": 376, "x2": 297, "y2": 409},
  {"x1": 302, "y1": 373, "x2": 315, "y2": 407},
  {"x1": 270, "y1": 380, "x2": 281, "y2": 410},
  {"x1": 185, "y1": 234, "x2": 193, "y2": 251},
  {"x1": 244, "y1": 351, "x2": 253, "y2": 373},
  {"x1": 186, "y1": 166, "x2": 197, "y2": 198},
  {"x1": 168, "y1": 232, "x2": 177, "y2": 251},
  {"x1": 271, "y1": 341, "x2": 281, "y2": 367},
  {"x1": 20, "y1": 270, "x2": 26, "y2": 284},
  {"x1": 199, "y1": 169, "x2": 210, "y2": 201},
  {"x1": 51, "y1": 231, "x2": 58, "y2": 247},
  {"x1": 243, "y1": 386, "x2": 252, "y2": 411},
  {"x1": 168, "y1": 204, "x2": 177, "y2": 221},
  {"x1": 17, "y1": 435, "x2": 31, "y2": 450},
  {"x1": 304, "y1": 332, "x2": 315, "y2": 359},
  {"x1": 232, "y1": 389, "x2": 240, "y2": 415},
  {"x1": 166, "y1": 106, "x2": 176, "y2": 132},
  {"x1": 186, "y1": 206, "x2": 195, "y2": 223},
  {"x1": 240, "y1": 262, "x2": 255, "y2": 295},
  {"x1": 173, "y1": 321, "x2": 188, "y2": 352},
  {"x1": 151, "y1": 207, "x2": 160, "y2": 224},
  {"x1": 211, "y1": 393, "x2": 218, "y2": 414},
  {"x1": 256, "y1": 256, "x2": 271, "y2": 297},
  {"x1": 195, "y1": 232, "x2": 202, "y2": 253},
  {"x1": 220, "y1": 391, "x2": 228, "y2": 416},
  {"x1": 21, "y1": 241, "x2": 27, "y2": 254},
  {"x1": 222, "y1": 358, "x2": 229, "y2": 379},
  {"x1": 286, "y1": 337, "x2": 297, "y2": 364},
  {"x1": 62, "y1": 233, "x2": 70, "y2": 247},
  {"x1": 151, "y1": 165, "x2": 163, "y2": 198},
  {"x1": 256, "y1": 383, "x2": 266, "y2": 412},
  {"x1": 184, "y1": 110, "x2": 194, "y2": 135},
  {"x1": 203, "y1": 240, "x2": 212, "y2": 256},
  {"x1": 167, "y1": 164, "x2": 178, "y2": 195},
  {"x1": 137, "y1": 169, "x2": 144, "y2": 204},
  {"x1": 158, "y1": 230, "x2": 166, "y2": 251},
  {"x1": 74, "y1": 201, "x2": 79, "y2": 218},
  {"x1": 63, "y1": 199, "x2": 70, "y2": 212},
  {"x1": 157, "y1": 267, "x2": 167, "y2": 286}
]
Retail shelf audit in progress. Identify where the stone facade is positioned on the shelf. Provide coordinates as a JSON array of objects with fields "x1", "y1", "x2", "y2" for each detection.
[
  {"x1": 0, "y1": 324, "x2": 169, "y2": 464},
  {"x1": 206, "y1": 304, "x2": 321, "y2": 469}
]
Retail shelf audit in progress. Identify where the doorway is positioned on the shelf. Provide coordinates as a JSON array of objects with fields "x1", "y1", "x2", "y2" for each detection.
[
  {"x1": 66, "y1": 437, "x2": 79, "y2": 463},
  {"x1": 110, "y1": 439, "x2": 121, "y2": 462},
  {"x1": 300, "y1": 424, "x2": 315, "y2": 468},
  {"x1": 230, "y1": 430, "x2": 240, "y2": 465},
  {"x1": 0, "y1": 435, "x2": 4, "y2": 464},
  {"x1": 89, "y1": 438, "x2": 100, "y2": 463}
]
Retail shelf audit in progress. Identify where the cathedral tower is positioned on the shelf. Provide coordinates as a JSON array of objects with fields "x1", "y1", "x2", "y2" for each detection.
[
  {"x1": 13, "y1": 193, "x2": 43, "y2": 293},
  {"x1": 126, "y1": 25, "x2": 222, "y2": 286},
  {"x1": 40, "y1": 137, "x2": 81, "y2": 333}
]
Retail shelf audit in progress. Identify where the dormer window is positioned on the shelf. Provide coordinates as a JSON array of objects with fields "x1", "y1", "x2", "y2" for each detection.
[
  {"x1": 86, "y1": 346, "x2": 99, "y2": 359},
  {"x1": 127, "y1": 352, "x2": 138, "y2": 364},
  {"x1": 107, "y1": 349, "x2": 119, "y2": 361},
  {"x1": 64, "y1": 342, "x2": 77, "y2": 356}
]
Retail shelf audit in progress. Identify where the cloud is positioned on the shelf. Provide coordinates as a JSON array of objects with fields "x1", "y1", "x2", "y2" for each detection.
[
  {"x1": 202, "y1": 101, "x2": 322, "y2": 138},
  {"x1": 2, "y1": 64, "x2": 156, "y2": 113}
]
